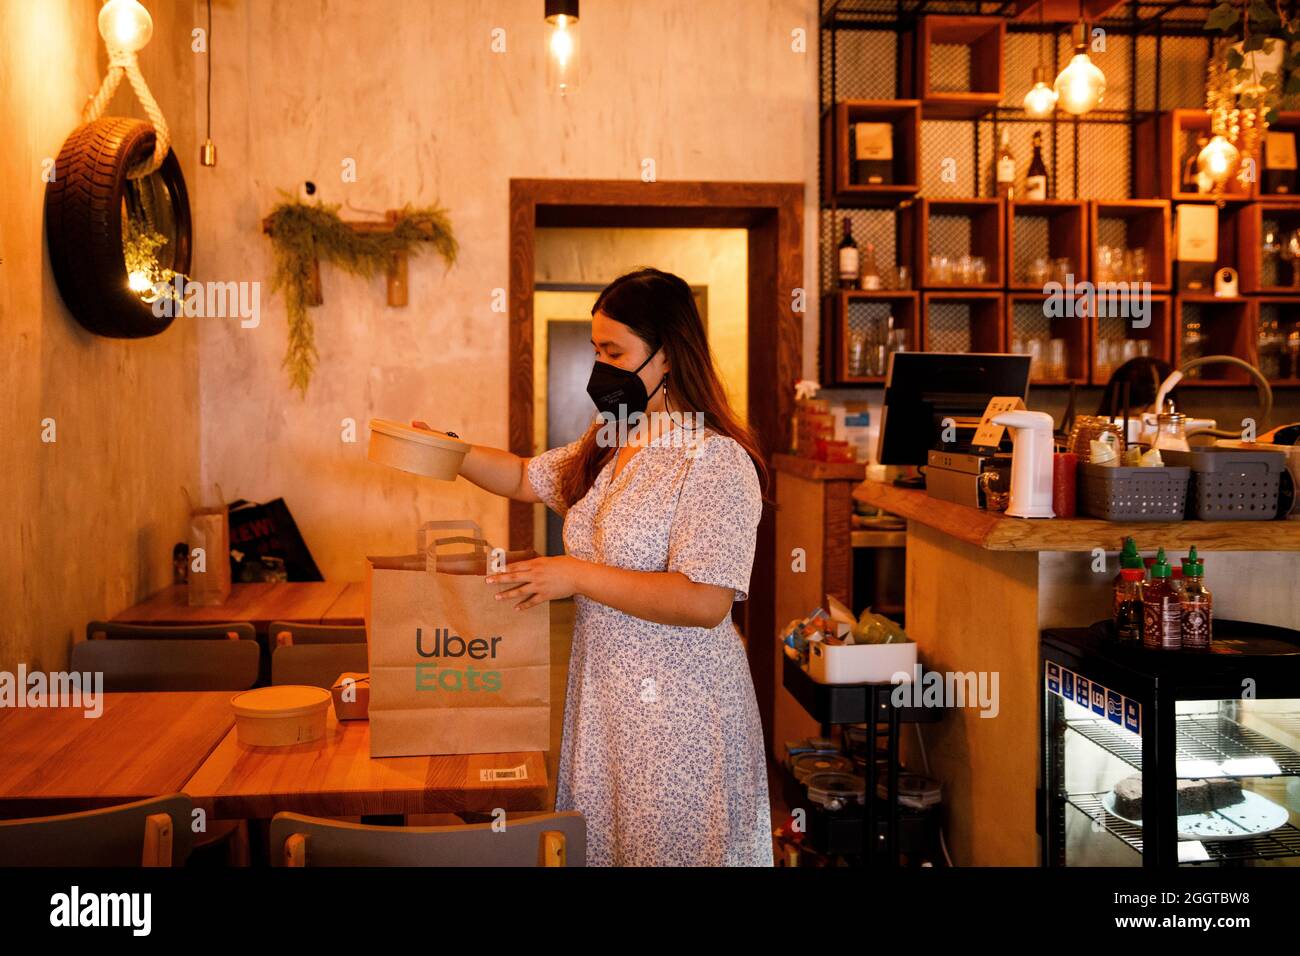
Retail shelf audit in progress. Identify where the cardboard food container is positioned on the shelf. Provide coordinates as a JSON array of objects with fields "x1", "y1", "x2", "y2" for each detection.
[
  {"x1": 230, "y1": 686, "x2": 331, "y2": 746},
  {"x1": 367, "y1": 419, "x2": 469, "y2": 480},
  {"x1": 330, "y1": 672, "x2": 370, "y2": 721}
]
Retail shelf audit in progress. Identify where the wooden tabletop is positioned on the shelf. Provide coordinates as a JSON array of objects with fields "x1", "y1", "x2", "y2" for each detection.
[
  {"x1": 773, "y1": 453, "x2": 867, "y2": 482},
  {"x1": 182, "y1": 710, "x2": 549, "y2": 819},
  {"x1": 854, "y1": 480, "x2": 1300, "y2": 552},
  {"x1": 0, "y1": 692, "x2": 235, "y2": 819},
  {"x1": 112, "y1": 581, "x2": 364, "y2": 629}
]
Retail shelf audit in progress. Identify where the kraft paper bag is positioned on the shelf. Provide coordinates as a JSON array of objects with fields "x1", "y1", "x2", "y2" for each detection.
[
  {"x1": 187, "y1": 499, "x2": 232, "y2": 607},
  {"x1": 366, "y1": 520, "x2": 550, "y2": 757}
]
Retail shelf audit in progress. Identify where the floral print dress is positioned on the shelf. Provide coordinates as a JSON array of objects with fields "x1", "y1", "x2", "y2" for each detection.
[{"x1": 527, "y1": 419, "x2": 773, "y2": 866}]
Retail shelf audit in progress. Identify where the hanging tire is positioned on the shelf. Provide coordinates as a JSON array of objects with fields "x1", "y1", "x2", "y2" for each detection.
[{"x1": 44, "y1": 117, "x2": 192, "y2": 338}]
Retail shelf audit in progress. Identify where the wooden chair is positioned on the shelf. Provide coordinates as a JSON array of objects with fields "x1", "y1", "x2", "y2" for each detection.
[
  {"x1": 70, "y1": 638, "x2": 259, "y2": 692},
  {"x1": 269, "y1": 622, "x2": 365, "y2": 647},
  {"x1": 270, "y1": 810, "x2": 586, "y2": 867},
  {"x1": 86, "y1": 620, "x2": 256, "y2": 642},
  {"x1": 0, "y1": 795, "x2": 194, "y2": 866},
  {"x1": 271, "y1": 643, "x2": 368, "y2": 689}
]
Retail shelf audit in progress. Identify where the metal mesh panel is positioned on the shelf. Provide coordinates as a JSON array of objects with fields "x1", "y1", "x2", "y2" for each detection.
[
  {"x1": 826, "y1": 29, "x2": 896, "y2": 103},
  {"x1": 1010, "y1": 299, "x2": 1050, "y2": 342},
  {"x1": 1001, "y1": 30, "x2": 1049, "y2": 108},
  {"x1": 1011, "y1": 215, "x2": 1050, "y2": 282},
  {"x1": 927, "y1": 302, "x2": 974, "y2": 352},
  {"x1": 927, "y1": 213, "x2": 973, "y2": 262},
  {"x1": 1077, "y1": 123, "x2": 1132, "y2": 199},
  {"x1": 922, "y1": 121, "x2": 978, "y2": 196},
  {"x1": 1094, "y1": 215, "x2": 1129, "y2": 251},
  {"x1": 820, "y1": 208, "x2": 899, "y2": 291},
  {"x1": 1150, "y1": 35, "x2": 1210, "y2": 111},
  {"x1": 929, "y1": 42, "x2": 974, "y2": 94}
]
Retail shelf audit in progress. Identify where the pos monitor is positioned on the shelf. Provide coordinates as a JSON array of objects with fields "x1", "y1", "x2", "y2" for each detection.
[{"x1": 877, "y1": 352, "x2": 1032, "y2": 467}]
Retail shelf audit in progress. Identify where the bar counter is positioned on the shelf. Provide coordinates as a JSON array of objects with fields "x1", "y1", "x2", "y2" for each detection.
[{"x1": 853, "y1": 480, "x2": 1300, "y2": 866}]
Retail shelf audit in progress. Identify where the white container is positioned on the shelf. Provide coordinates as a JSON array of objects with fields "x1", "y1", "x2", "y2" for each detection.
[
  {"x1": 808, "y1": 640, "x2": 917, "y2": 685},
  {"x1": 231, "y1": 685, "x2": 331, "y2": 746},
  {"x1": 368, "y1": 419, "x2": 469, "y2": 480}
]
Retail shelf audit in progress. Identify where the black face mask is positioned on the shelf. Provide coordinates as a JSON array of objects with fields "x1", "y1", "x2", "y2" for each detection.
[{"x1": 586, "y1": 346, "x2": 664, "y2": 420}]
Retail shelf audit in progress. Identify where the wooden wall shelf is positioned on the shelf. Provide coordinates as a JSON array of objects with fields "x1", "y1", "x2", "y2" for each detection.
[
  {"x1": 915, "y1": 198, "x2": 1004, "y2": 289},
  {"x1": 1172, "y1": 200, "x2": 1243, "y2": 293},
  {"x1": 1238, "y1": 202, "x2": 1300, "y2": 293},
  {"x1": 822, "y1": 291, "x2": 919, "y2": 386},
  {"x1": 921, "y1": 291, "x2": 1004, "y2": 353},
  {"x1": 1255, "y1": 297, "x2": 1300, "y2": 386},
  {"x1": 1006, "y1": 200, "x2": 1088, "y2": 289},
  {"x1": 1260, "y1": 112, "x2": 1300, "y2": 204},
  {"x1": 910, "y1": 15, "x2": 1005, "y2": 119},
  {"x1": 1136, "y1": 109, "x2": 1254, "y2": 203},
  {"x1": 1090, "y1": 294, "x2": 1172, "y2": 385},
  {"x1": 1090, "y1": 200, "x2": 1172, "y2": 291},
  {"x1": 1005, "y1": 292, "x2": 1089, "y2": 385},
  {"x1": 821, "y1": 100, "x2": 921, "y2": 207},
  {"x1": 1173, "y1": 294, "x2": 1257, "y2": 386}
]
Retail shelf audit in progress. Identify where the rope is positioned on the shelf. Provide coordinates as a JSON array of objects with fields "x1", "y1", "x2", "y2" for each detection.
[{"x1": 81, "y1": 45, "x2": 171, "y2": 178}]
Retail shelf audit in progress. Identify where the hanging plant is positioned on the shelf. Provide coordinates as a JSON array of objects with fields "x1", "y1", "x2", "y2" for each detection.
[
  {"x1": 264, "y1": 199, "x2": 458, "y2": 394},
  {"x1": 1204, "y1": 0, "x2": 1300, "y2": 126}
]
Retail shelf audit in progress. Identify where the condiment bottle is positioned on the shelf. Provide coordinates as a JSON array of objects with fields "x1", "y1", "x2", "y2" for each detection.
[
  {"x1": 1114, "y1": 536, "x2": 1142, "y2": 586},
  {"x1": 1113, "y1": 568, "x2": 1145, "y2": 643},
  {"x1": 1180, "y1": 547, "x2": 1213, "y2": 652},
  {"x1": 1141, "y1": 548, "x2": 1182, "y2": 651}
]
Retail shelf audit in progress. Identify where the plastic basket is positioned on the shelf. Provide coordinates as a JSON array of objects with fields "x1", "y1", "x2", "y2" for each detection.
[
  {"x1": 1077, "y1": 463, "x2": 1190, "y2": 521},
  {"x1": 1161, "y1": 448, "x2": 1286, "y2": 521}
]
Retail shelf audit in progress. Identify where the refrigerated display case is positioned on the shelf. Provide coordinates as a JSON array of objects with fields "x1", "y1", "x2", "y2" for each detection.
[{"x1": 1041, "y1": 621, "x2": 1300, "y2": 867}]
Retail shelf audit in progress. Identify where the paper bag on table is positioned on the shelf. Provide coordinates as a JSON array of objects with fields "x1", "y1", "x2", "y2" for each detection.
[
  {"x1": 366, "y1": 520, "x2": 550, "y2": 757},
  {"x1": 186, "y1": 488, "x2": 231, "y2": 607}
]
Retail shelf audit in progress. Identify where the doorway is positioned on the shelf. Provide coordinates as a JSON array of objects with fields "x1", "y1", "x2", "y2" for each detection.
[{"x1": 509, "y1": 178, "x2": 804, "y2": 750}]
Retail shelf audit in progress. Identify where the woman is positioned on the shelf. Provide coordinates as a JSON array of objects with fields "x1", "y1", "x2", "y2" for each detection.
[{"x1": 451, "y1": 267, "x2": 772, "y2": 866}]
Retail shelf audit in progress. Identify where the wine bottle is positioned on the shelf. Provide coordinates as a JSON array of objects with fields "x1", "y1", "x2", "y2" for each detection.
[
  {"x1": 996, "y1": 127, "x2": 1015, "y2": 200},
  {"x1": 1025, "y1": 131, "x2": 1048, "y2": 200},
  {"x1": 838, "y1": 219, "x2": 859, "y2": 289}
]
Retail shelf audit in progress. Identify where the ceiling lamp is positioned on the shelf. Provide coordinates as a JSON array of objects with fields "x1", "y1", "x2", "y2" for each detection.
[
  {"x1": 545, "y1": 0, "x2": 580, "y2": 95},
  {"x1": 1197, "y1": 134, "x2": 1241, "y2": 187},
  {"x1": 1055, "y1": 20, "x2": 1105, "y2": 115},
  {"x1": 1023, "y1": 3, "x2": 1057, "y2": 118}
]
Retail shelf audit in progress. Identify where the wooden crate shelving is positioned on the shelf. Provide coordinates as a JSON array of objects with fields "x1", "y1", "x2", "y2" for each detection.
[
  {"x1": 1173, "y1": 294, "x2": 1257, "y2": 386},
  {"x1": 1006, "y1": 200, "x2": 1088, "y2": 289},
  {"x1": 1090, "y1": 200, "x2": 1173, "y2": 292},
  {"x1": 921, "y1": 291, "x2": 1004, "y2": 353},
  {"x1": 1090, "y1": 294, "x2": 1173, "y2": 386},
  {"x1": 908, "y1": 15, "x2": 1005, "y2": 119},
  {"x1": 822, "y1": 291, "x2": 920, "y2": 386},
  {"x1": 915, "y1": 197, "x2": 1004, "y2": 289},
  {"x1": 821, "y1": 100, "x2": 922, "y2": 207},
  {"x1": 1005, "y1": 292, "x2": 1090, "y2": 385},
  {"x1": 1238, "y1": 202, "x2": 1300, "y2": 293}
]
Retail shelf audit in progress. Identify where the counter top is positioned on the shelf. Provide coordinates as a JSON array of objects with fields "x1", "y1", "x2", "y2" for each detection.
[
  {"x1": 852, "y1": 480, "x2": 1300, "y2": 552},
  {"x1": 773, "y1": 453, "x2": 866, "y2": 482}
]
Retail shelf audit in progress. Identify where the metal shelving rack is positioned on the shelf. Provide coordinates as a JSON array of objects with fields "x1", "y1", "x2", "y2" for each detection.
[{"x1": 816, "y1": 0, "x2": 1294, "y2": 389}]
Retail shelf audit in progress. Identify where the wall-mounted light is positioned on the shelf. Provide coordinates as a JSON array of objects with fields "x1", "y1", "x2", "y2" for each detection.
[
  {"x1": 98, "y1": 0, "x2": 153, "y2": 53},
  {"x1": 1197, "y1": 133, "x2": 1240, "y2": 187},
  {"x1": 545, "y1": 0, "x2": 580, "y2": 95},
  {"x1": 1054, "y1": 21, "x2": 1105, "y2": 116}
]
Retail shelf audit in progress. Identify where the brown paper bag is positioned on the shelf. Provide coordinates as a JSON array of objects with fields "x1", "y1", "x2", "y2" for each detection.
[
  {"x1": 366, "y1": 520, "x2": 550, "y2": 757},
  {"x1": 187, "y1": 497, "x2": 232, "y2": 607}
]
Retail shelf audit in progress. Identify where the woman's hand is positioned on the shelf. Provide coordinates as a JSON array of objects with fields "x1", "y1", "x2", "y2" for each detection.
[{"x1": 486, "y1": 556, "x2": 584, "y2": 610}]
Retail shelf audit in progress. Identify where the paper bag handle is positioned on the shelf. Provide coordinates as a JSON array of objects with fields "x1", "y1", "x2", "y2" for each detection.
[
  {"x1": 416, "y1": 520, "x2": 483, "y2": 554},
  {"x1": 425, "y1": 534, "x2": 490, "y2": 572}
]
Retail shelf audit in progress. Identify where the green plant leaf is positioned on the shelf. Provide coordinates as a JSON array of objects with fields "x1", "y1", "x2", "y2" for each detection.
[
  {"x1": 1243, "y1": 33, "x2": 1267, "y2": 52},
  {"x1": 1227, "y1": 47, "x2": 1246, "y2": 71},
  {"x1": 1204, "y1": 2, "x2": 1240, "y2": 32}
]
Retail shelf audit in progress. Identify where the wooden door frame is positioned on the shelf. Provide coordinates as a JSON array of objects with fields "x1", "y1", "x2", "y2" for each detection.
[{"x1": 508, "y1": 178, "x2": 804, "y2": 749}]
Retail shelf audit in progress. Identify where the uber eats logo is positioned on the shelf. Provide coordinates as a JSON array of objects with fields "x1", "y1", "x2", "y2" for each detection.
[{"x1": 414, "y1": 627, "x2": 502, "y2": 692}]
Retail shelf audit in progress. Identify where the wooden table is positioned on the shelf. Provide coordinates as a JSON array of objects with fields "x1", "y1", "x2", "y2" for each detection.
[
  {"x1": 0, "y1": 692, "x2": 235, "y2": 819},
  {"x1": 183, "y1": 710, "x2": 549, "y2": 819},
  {"x1": 112, "y1": 581, "x2": 364, "y2": 631}
]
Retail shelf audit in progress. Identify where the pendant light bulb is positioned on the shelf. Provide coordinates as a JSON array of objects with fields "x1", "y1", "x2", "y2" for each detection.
[
  {"x1": 1197, "y1": 134, "x2": 1240, "y2": 186},
  {"x1": 1054, "y1": 22, "x2": 1105, "y2": 115},
  {"x1": 545, "y1": 0, "x2": 580, "y2": 95},
  {"x1": 1023, "y1": 67, "x2": 1058, "y2": 118},
  {"x1": 98, "y1": 0, "x2": 153, "y2": 53}
]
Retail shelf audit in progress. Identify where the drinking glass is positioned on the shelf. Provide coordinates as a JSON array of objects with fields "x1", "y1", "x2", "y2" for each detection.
[
  {"x1": 849, "y1": 328, "x2": 868, "y2": 377},
  {"x1": 971, "y1": 256, "x2": 987, "y2": 284},
  {"x1": 896, "y1": 265, "x2": 911, "y2": 290}
]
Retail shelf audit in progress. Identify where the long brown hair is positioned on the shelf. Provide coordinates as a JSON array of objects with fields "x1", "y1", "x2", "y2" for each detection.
[{"x1": 557, "y1": 267, "x2": 768, "y2": 507}]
